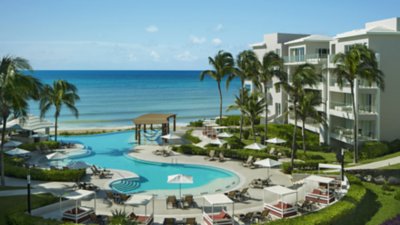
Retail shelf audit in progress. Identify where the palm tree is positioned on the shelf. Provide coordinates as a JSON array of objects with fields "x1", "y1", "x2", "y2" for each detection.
[
  {"x1": 40, "y1": 80, "x2": 80, "y2": 142},
  {"x1": 200, "y1": 50, "x2": 234, "y2": 121},
  {"x1": 254, "y1": 51, "x2": 284, "y2": 144},
  {"x1": 243, "y1": 91, "x2": 266, "y2": 142},
  {"x1": 296, "y1": 90, "x2": 325, "y2": 154},
  {"x1": 276, "y1": 63, "x2": 321, "y2": 168},
  {"x1": 227, "y1": 87, "x2": 250, "y2": 117},
  {"x1": 228, "y1": 50, "x2": 258, "y2": 140},
  {"x1": 0, "y1": 56, "x2": 42, "y2": 186},
  {"x1": 332, "y1": 44, "x2": 384, "y2": 163}
]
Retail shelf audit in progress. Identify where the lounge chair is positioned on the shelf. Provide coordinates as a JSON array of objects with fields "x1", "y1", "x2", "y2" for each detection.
[
  {"x1": 93, "y1": 165, "x2": 112, "y2": 174},
  {"x1": 218, "y1": 152, "x2": 225, "y2": 162},
  {"x1": 249, "y1": 179, "x2": 264, "y2": 189},
  {"x1": 184, "y1": 217, "x2": 197, "y2": 225},
  {"x1": 225, "y1": 191, "x2": 238, "y2": 201},
  {"x1": 128, "y1": 212, "x2": 138, "y2": 221},
  {"x1": 242, "y1": 156, "x2": 254, "y2": 167},
  {"x1": 163, "y1": 217, "x2": 176, "y2": 225},
  {"x1": 153, "y1": 149, "x2": 164, "y2": 155},
  {"x1": 259, "y1": 209, "x2": 272, "y2": 222},
  {"x1": 182, "y1": 195, "x2": 194, "y2": 208},
  {"x1": 166, "y1": 195, "x2": 177, "y2": 209},
  {"x1": 239, "y1": 212, "x2": 254, "y2": 223},
  {"x1": 163, "y1": 149, "x2": 172, "y2": 157},
  {"x1": 89, "y1": 213, "x2": 105, "y2": 225},
  {"x1": 204, "y1": 150, "x2": 216, "y2": 161}
]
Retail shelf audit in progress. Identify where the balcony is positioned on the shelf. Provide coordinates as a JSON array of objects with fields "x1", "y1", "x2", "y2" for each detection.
[
  {"x1": 283, "y1": 54, "x2": 328, "y2": 64},
  {"x1": 330, "y1": 101, "x2": 353, "y2": 112},
  {"x1": 330, "y1": 126, "x2": 376, "y2": 143}
]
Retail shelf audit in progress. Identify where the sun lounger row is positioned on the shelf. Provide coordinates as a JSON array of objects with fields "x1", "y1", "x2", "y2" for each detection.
[
  {"x1": 204, "y1": 150, "x2": 226, "y2": 162},
  {"x1": 90, "y1": 165, "x2": 113, "y2": 178},
  {"x1": 236, "y1": 209, "x2": 272, "y2": 224},
  {"x1": 224, "y1": 187, "x2": 250, "y2": 202},
  {"x1": 163, "y1": 217, "x2": 197, "y2": 225},
  {"x1": 105, "y1": 191, "x2": 130, "y2": 204},
  {"x1": 153, "y1": 148, "x2": 173, "y2": 157},
  {"x1": 73, "y1": 181, "x2": 99, "y2": 191},
  {"x1": 249, "y1": 178, "x2": 271, "y2": 189},
  {"x1": 166, "y1": 195, "x2": 195, "y2": 209}
]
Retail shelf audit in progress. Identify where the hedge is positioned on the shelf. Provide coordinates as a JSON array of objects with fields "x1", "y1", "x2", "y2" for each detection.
[
  {"x1": 19, "y1": 141, "x2": 60, "y2": 151},
  {"x1": 281, "y1": 161, "x2": 324, "y2": 174},
  {"x1": 266, "y1": 176, "x2": 367, "y2": 225},
  {"x1": 188, "y1": 120, "x2": 204, "y2": 127},
  {"x1": 182, "y1": 129, "x2": 201, "y2": 144},
  {"x1": 6, "y1": 213, "x2": 62, "y2": 225},
  {"x1": 360, "y1": 141, "x2": 390, "y2": 159}
]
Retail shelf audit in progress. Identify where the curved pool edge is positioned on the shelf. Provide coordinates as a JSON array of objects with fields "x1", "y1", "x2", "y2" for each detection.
[{"x1": 102, "y1": 169, "x2": 140, "y2": 191}]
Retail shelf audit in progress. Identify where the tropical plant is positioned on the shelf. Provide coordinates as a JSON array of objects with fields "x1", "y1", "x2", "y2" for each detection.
[
  {"x1": 200, "y1": 50, "x2": 234, "y2": 121},
  {"x1": 40, "y1": 80, "x2": 80, "y2": 141},
  {"x1": 296, "y1": 90, "x2": 325, "y2": 153},
  {"x1": 0, "y1": 56, "x2": 42, "y2": 186},
  {"x1": 276, "y1": 63, "x2": 321, "y2": 168},
  {"x1": 332, "y1": 44, "x2": 384, "y2": 163},
  {"x1": 227, "y1": 87, "x2": 250, "y2": 127},
  {"x1": 109, "y1": 209, "x2": 136, "y2": 225},
  {"x1": 243, "y1": 91, "x2": 266, "y2": 142},
  {"x1": 229, "y1": 50, "x2": 258, "y2": 140},
  {"x1": 254, "y1": 51, "x2": 284, "y2": 144}
]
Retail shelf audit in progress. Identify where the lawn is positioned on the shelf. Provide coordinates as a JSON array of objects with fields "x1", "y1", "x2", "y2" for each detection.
[
  {"x1": 0, "y1": 193, "x2": 58, "y2": 225},
  {"x1": 380, "y1": 163, "x2": 400, "y2": 170},
  {"x1": 359, "y1": 151, "x2": 400, "y2": 164},
  {"x1": 0, "y1": 185, "x2": 26, "y2": 191}
]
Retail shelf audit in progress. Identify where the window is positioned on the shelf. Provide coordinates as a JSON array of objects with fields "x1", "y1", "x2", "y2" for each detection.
[
  {"x1": 290, "y1": 47, "x2": 305, "y2": 62},
  {"x1": 276, "y1": 48, "x2": 281, "y2": 56},
  {"x1": 331, "y1": 44, "x2": 336, "y2": 54},
  {"x1": 317, "y1": 48, "x2": 329, "y2": 57},
  {"x1": 275, "y1": 103, "x2": 281, "y2": 115}
]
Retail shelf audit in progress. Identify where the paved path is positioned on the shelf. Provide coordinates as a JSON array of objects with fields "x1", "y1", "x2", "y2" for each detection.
[{"x1": 346, "y1": 156, "x2": 400, "y2": 170}]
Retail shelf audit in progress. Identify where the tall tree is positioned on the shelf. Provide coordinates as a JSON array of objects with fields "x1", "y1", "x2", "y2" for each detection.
[
  {"x1": 332, "y1": 44, "x2": 384, "y2": 163},
  {"x1": 254, "y1": 51, "x2": 284, "y2": 144},
  {"x1": 276, "y1": 63, "x2": 321, "y2": 168},
  {"x1": 296, "y1": 90, "x2": 325, "y2": 154},
  {"x1": 228, "y1": 50, "x2": 258, "y2": 140},
  {"x1": 200, "y1": 50, "x2": 234, "y2": 121},
  {"x1": 243, "y1": 91, "x2": 266, "y2": 142},
  {"x1": 40, "y1": 80, "x2": 80, "y2": 141},
  {"x1": 0, "y1": 56, "x2": 42, "y2": 186}
]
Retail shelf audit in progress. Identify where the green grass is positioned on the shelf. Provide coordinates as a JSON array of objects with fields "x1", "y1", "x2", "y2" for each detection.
[
  {"x1": 0, "y1": 193, "x2": 58, "y2": 225},
  {"x1": 359, "y1": 151, "x2": 400, "y2": 164},
  {"x1": 380, "y1": 163, "x2": 400, "y2": 170},
  {"x1": 0, "y1": 186, "x2": 26, "y2": 191}
]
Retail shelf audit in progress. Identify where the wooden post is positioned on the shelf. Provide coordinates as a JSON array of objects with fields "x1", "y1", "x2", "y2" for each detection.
[
  {"x1": 138, "y1": 125, "x2": 141, "y2": 145},
  {"x1": 135, "y1": 124, "x2": 137, "y2": 140},
  {"x1": 173, "y1": 115, "x2": 176, "y2": 131},
  {"x1": 144, "y1": 124, "x2": 147, "y2": 132},
  {"x1": 150, "y1": 124, "x2": 153, "y2": 130}
]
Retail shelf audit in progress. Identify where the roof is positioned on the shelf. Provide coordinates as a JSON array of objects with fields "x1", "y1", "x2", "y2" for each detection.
[
  {"x1": 125, "y1": 195, "x2": 153, "y2": 206},
  {"x1": 250, "y1": 42, "x2": 267, "y2": 48},
  {"x1": 5, "y1": 115, "x2": 53, "y2": 131},
  {"x1": 203, "y1": 194, "x2": 234, "y2": 205},
  {"x1": 63, "y1": 190, "x2": 95, "y2": 200},
  {"x1": 133, "y1": 113, "x2": 176, "y2": 125},
  {"x1": 305, "y1": 175, "x2": 335, "y2": 184},
  {"x1": 335, "y1": 26, "x2": 400, "y2": 39},
  {"x1": 285, "y1": 34, "x2": 332, "y2": 45},
  {"x1": 264, "y1": 185, "x2": 297, "y2": 196},
  {"x1": 318, "y1": 163, "x2": 341, "y2": 170}
]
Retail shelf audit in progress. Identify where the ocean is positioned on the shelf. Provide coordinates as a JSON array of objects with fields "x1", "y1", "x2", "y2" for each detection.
[{"x1": 28, "y1": 70, "x2": 241, "y2": 129}]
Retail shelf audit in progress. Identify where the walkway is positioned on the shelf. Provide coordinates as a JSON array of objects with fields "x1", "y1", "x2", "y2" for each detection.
[{"x1": 346, "y1": 156, "x2": 400, "y2": 170}]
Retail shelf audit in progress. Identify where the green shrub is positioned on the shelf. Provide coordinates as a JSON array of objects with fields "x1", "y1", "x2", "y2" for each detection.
[
  {"x1": 221, "y1": 149, "x2": 278, "y2": 161},
  {"x1": 281, "y1": 161, "x2": 323, "y2": 174},
  {"x1": 182, "y1": 129, "x2": 201, "y2": 144},
  {"x1": 174, "y1": 144, "x2": 208, "y2": 155},
  {"x1": 388, "y1": 139, "x2": 400, "y2": 153},
  {"x1": 225, "y1": 136, "x2": 245, "y2": 149},
  {"x1": 267, "y1": 176, "x2": 367, "y2": 225},
  {"x1": 382, "y1": 183, "x2": 395, "y2": 192},
  {"x1": 188, "y1": 120, "x2": 204, "y2": 127},
  {"x1": 6, "y1": 212, "x2": 61, "y2": 225},
  {"x1": 243, "y1": 130, "x2": 250, "y2": 139},
  {"x1": 394, "y1": 190, "x2": 400, "y2": 201},
  {"x1": 19, "y1": 141, "x2": 60, "y2": 151},
  {"x1": 360, "y1": 141, "x2": 390, "y2": 159}
]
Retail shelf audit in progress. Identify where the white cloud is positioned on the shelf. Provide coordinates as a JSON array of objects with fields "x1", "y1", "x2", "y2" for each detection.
[
  {"x1": 146, "y1": 25, "x2": 159, "y2": 33},
  {"x1": 215, "y1": 24, "x2": 223, "y2": 32},
  {"x1": 190, "y1": 35, "x2": 206, "y2": 44},
  {"x1": 150, "y1": 50, "x2": 160, "y2": 60},
  {"x1": 175, "y1": 51, "x2": 197, "y2": 62},
  {"x1": 212, "y1": 38, "x2": 222, "y2": 46}
]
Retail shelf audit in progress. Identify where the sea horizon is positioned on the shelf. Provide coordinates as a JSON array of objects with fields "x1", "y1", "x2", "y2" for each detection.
[{"x1": 28, "y1": 70, "x2": 241, "y2": 129}]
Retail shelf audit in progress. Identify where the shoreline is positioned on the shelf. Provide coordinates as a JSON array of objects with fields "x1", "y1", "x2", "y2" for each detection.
[{"x1": 56, "y1": 124, "x2": 189, "y2": 135}]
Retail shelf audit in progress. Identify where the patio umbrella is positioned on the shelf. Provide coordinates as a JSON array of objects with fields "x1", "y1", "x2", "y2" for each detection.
[
  {"x1": 217, "y1": 132, "x2": 233, "y2": 138},
  {"x1": 161, "y1": 133, "x2": 181, "y2": 140},
  {"x1": 244, "y1": 143, "x2": 266, "y2": 150},
  {"x1": 254, "y1": 158, "x2": 282, "y2": 178},
  {"x1": 210, "y1": 138, "x2": 226, "y2": 146},
  {"x1": 5, "y1": 148, "x2": 30, "y2": 156},
  {"x1": 167, "y1": 174, "x2": 193, "y2": 198},
  {"x1": 46, "y1": 152, "x2": 67, "y2": 160},
  {"x1": 266, "y1": 137, "x2": 286, "y2": 144},
  {"x1": 66, "y1": 161, "x2": 91, "y2": 169}
]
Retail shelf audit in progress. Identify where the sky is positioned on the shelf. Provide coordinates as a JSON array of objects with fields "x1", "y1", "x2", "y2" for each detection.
[{"x1": 0, "y1": 0, "x2": 399, "y2": 70}]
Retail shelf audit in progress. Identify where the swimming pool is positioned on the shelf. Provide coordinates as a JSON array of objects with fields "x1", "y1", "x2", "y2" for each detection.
[{"x1": 59, "y1": 131, "x2": 240, "y2": 196}]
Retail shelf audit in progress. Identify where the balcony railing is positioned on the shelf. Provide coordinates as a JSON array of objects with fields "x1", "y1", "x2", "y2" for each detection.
[
  {"x1": 330, "y1": 126, "x2": 376, "y2": 141},
  {"x1": 283, "y1": 54, "x2": 328, "y2": 63},
  {"x1": 330, "y1": 101, "x2": 353, "y2": 112}
]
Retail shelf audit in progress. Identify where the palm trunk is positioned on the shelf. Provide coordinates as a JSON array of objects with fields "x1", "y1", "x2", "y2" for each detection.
[
  {"x1": 302, "y1": 119, "x2": 306, "y2": 154},
  {"x1": 54, "y1": 115, "x2": 58, "y2": 142},
  {"x1": 264, "y1": 82, "x2": 268, "y2": 144},
  {"x1": 1, "y1": 116, "x2": 7, "y2": 186},
  {"x1": 350, "y1": 83, "x2": 358, "y2": 163},
  {"x1": 291, "y1": 103, "x2": 298, "y2": 169},
  {"x1": 251, "y1": 121, "x2": 256, "y2": 142},
  {"x1": 239, "y1": 111, "x2": 244, "y2": 140},
  {"x1": 217, "y1": 81, "x2": 223, "y2": 121}
]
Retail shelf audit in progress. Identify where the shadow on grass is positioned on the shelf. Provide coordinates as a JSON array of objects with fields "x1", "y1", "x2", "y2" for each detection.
[{"x1": 334, "y1": 188, "x2": 380, "y2": 225}]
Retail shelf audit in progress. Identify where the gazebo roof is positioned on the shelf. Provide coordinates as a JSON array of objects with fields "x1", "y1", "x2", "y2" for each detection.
[
  {"x1": 133, "y1": 114, "x2": 176, "y2": 125},
  {"x1": 203, "y1": 194, "x2": 233, "y2": 205},
  {"x1": 63, "y1": 190, "x2": 95, "y2": 200},
  {"x1": 125, "y1": 195, "x2": 153, "y2": 206},
  {"x1": 305, "y1": 175, "x2": 335, "y2": 184},
  {"x1": 264, "y1": 185, "x2": 297, "y2": 196}
]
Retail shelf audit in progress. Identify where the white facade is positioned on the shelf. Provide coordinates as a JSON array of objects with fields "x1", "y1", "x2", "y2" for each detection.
[{"x1": 249, "y1": 18, "x2": 400, "y2": 146}]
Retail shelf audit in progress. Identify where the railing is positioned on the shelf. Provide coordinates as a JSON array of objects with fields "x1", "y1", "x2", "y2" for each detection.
[
  {"x1": 330, "y1": 101, "x2": 353, "y2": 112},
  {"x1": 283, "y1": 54, "x2": 328, "y2": 63},
  {"x1": 359, "y1": 105, "x2": 377, "y2": 114},
  {"x1": 358, "y1": 79, "x2": 378, "y2": 88},
  {"x1": 329, "y1": 78, "x2": 351, "y2": 88},
  {"x1": 331, "y1": 126, "x2": 376, "y2": 140}
]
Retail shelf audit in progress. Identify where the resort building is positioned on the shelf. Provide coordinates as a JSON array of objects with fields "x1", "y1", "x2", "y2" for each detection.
[{"x1": 248, "y1": 17, "x2": 400, "y2": 147}]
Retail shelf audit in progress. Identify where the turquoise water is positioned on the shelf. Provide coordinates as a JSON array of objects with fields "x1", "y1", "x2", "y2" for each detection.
[
  {"x1": 28, "y1": 70, "x2": 240, "y2": 128},
  {"x1": 59, "y1": 131, "x2": 239, "y2": 194}
]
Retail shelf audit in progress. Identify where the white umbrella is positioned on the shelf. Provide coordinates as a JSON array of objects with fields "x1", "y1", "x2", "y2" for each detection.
[
  {"x1": 5, "y1": 148, "x2": 30, "y2": 156},
  {"x1": 245, "y1": 143, "x2": 266, "y2": 150},
  {"x1": 266, "y1": 137, "x2": 286, "y2": 144},
  {"x1": 66, "y1": 161, "x2": 90, "y2": 169},
  {"x1": 254, "y1": 158, "x2": 282, "y2": 178},
  {"x1": 46, "y1": 152, "x2": 67, "y2": 160},
  {"x1": 161, "y1": 133, "x2": 181, "y2": 140},
  {"x1": 217, "y1": 132, "x2": 233, "y2": 138},
  {"x1": 1, "y1": 141, "x2": 22, "y2": 148},
  {"x1": 167, "y1": 174, "x2": 193, "y2": 198},
  {"x1": 210, "y1": 138, "x2": 226, "y2": 146}
]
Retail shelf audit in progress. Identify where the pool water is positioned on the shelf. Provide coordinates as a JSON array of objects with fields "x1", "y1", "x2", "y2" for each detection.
[{"x1": 59, "y1": 131, "x2": 239, "y2": 195}]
